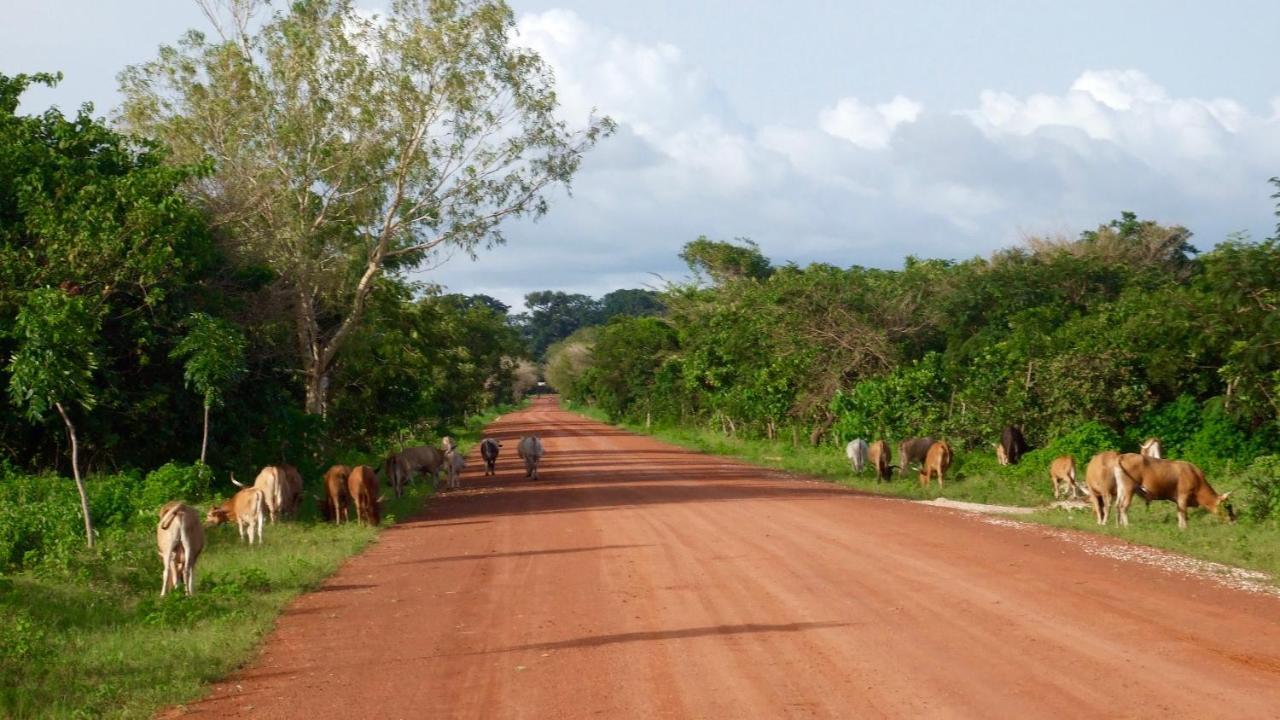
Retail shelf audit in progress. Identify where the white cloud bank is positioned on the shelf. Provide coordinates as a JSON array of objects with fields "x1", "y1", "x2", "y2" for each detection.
[{"x1": 429, "y1": 10, "x2": 1280, "y2": 310}]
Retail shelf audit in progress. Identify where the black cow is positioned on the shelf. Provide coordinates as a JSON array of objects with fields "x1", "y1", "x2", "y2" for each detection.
[
  {"x1": 480, "y1": 438, "x2": 501, "y2": 476},
  {"x1": 1000, "y1": 425, "x2": 1029, "y2": 465},
  {"x1": 897, "y1": 437, "x2": 936, "y2": 475}
]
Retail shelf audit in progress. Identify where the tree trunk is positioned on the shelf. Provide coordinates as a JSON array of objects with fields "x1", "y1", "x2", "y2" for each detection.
[
  {"x1": 55, "y1": 402, "x2": 94, "y2": 549},
  {"x1": 200, "y1": 403, "x2": 210, "y2": 465},
  {"x1": 304, "y1": 368, "x2": 330, "y2": 417},
  {"x1": 809, "y1": 412, "x2": 836, "y2": 446}
]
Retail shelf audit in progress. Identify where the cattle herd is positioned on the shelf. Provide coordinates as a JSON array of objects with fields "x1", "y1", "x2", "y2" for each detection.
[
  {"x1": 845, "y1": 425, "x2": 1234, "y2": 531},
  {"x1": 154, "y1": 434, "x2": 546, "y2": 598}
]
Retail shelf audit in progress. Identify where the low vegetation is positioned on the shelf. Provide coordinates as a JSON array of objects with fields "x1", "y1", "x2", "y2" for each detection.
[{"x1": 0, "y1": 405, "x2": 511, "y2": 720}]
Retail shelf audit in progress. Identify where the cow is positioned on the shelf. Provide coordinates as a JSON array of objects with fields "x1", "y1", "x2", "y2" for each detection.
[
  {"x1": 442, "y1": 436, "x2": 456, "y2": 454},
  {"x1": 897, "y1": 437, "x2": 935, "y2": 475},
  {"x1": 994, "y1": 443, "x2": 1009, "y2": 466},
  {"x1": 383, "y1": 445, "x2": 446, "y2": 497},
  {"x1": 322, "y1": 465, "x2": 351, "y2": 524},
  {"x1": 1114, "y1": 454, "x2": 1234, "y2": 530},
  {"x1": 845, "y1": 439, "x2": 869, "y2": 473},
  {"x1": 1083, "y1": 451, "x2": 1122, "y2": 525},
  {"x1": 1140, "y1": 437, "x2": 1163, "y2": 459},
  {"x1": 1049, "y1": 455, "x2": 1079, "y2": 500},
  {"x1": 1000, "y1": 425, "x2": 1029, "y2": 465},
  {"x1": 347, "y1": 465, "x2": 381, "y2": 526},
  {"x1": 480, "y1": 438, "x2": 501, "y2": 476},
  {"x1": 868, "y1": 440, "x2": 893, "y2": 482},
  {"x1": 233, "y1": 465, "x2": 302, "y2": 523},
  {"x1": 206, "y1": 486, "x2": 266, "y2": 544},
  {"x1": 517, "y1": 435, "x2": 545, "y2": 479},
  {"x1": 919, "y1": 440, "x2": 953, "y2": 488},
  {"x1": 444, "y1": 448, "x2": 466, "y2": 491},
  {"x1": 157, "y1": 502, "x2": 205, "y2": 596}
]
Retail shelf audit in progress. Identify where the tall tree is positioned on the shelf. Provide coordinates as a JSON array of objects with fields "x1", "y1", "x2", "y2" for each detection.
[
  {"x1": 518, "y1": 290, "x2": 602, "y2": 357},
  {"x1": 119, "y1": 0, "x2": 612, "y2": 415}
]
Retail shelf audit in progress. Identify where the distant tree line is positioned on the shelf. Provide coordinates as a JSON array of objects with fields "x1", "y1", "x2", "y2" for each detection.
[{"x1": 549, "y1": 205, "x2": 1280, "y2": 475}]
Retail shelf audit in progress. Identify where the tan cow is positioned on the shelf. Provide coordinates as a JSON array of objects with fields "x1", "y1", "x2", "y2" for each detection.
[
  {"x1": 868, "y1": 440, "x2": 893, "y2": 482},
  {"x1": 206, "y1": 487, "x2": 266, "y2": 544},
  {"x1": 233, "y1": 465, "x2": 302, "y2": 523},
  {"x1": 322, "y1": 465, "x2": 352, "y2": 524},
  {"x1": 1083, "y1": 451, "x2": 1123, "y2": 525},
  {"x1": 157, "y1": 502, "x2": 205, "y2": 596},
  {"x1": 994, "y1": 443, "x2": 1009, "y2": 466},
  {"x1": 347, "y1": 465, "x2": 381, "y2": 526},
  {"x1": 1114, "y1": 454, "x2": 1234, "y2": 530},
  {"x1": 1049, "y1": 455, "x2": 1079, "y2": 500},
  {"x1": 919, "y1": 440, "x2": 953, "y2": 488}
]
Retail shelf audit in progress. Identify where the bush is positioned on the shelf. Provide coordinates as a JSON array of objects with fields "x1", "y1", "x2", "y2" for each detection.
[
  {"x1": 0, "y1": 471, "x2": 88, "y2": 570},
  {"x1": 139, "y1": 462, "x2": 213, "y2": 513},
  {"x1": 1239, "y1": 455, "x2": 1280, "y2": 522}
]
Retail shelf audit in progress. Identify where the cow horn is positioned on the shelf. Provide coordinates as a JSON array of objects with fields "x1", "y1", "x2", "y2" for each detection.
[
  {"x1": 230, "y1": 473, "x2": 245, "y2": 488},
  {"x1": 1219, "y1": 491, "x2": 1233, "y2": 501},
  {"x1": 377, "y1": 494, "x2": 386, "y2": 503}
]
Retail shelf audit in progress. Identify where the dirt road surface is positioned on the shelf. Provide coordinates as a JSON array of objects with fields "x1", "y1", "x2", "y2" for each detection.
[{"x1": 175, "y1": 397, "x2": 1280, "y2": 719}]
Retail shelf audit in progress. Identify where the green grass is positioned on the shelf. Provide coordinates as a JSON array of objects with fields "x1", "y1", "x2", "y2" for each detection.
[
  {"x1": 570, "y1": 405, "x2": 1280, "y2": 583},
  {"x1": 0, "y1": 404, "x2": 516, "y2": 720}
]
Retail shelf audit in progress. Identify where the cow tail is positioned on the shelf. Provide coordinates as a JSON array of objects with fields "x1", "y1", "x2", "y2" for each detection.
[{"x1": 160, "y1": 504, "x2": 182, "y2": 531}]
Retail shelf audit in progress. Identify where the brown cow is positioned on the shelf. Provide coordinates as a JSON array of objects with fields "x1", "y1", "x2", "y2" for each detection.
[
  {"x1": 322, "y1": 465, "x2": 352, "y2": 524},
  {"x1": 1083, "y1": 451, "x2": 1124, "y2": 525},
  {"x1": 1049, "y1": 455, "x2": 1079, "y2": 500},
  {"x1": 868, "y1": 440, "x2": 893, "y2": 482},
  {"x1": 347, "y1": 465, "x2": 381, "y2": 526},
  {"x1": 1115, "y1": 454, "x2": 1234, "y2": 530},
  {"x1": 206, "y1": 487, "x2": 266, "y2": 544},
  {"x1": 157, "y1": 502, "x2": 205, "y2": 596},
  {"x1": 919, "y1": 440, "x2": 953, "y2": 488}
]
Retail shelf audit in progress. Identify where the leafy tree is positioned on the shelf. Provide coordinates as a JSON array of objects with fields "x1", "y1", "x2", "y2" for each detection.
[
  {"x1": 169, "y1": 313, "x2": 247, "y2": 464},
  {"x1": 599, "y1": 288, "x2": 664, "y2": 319},
  {"x1": 587, "y1": 317, "x2": 678, "y2": 420},
  {"x1": 518, "y1": 291, "x2": 602, "y2": 357},
  {"x1": 679, "y1": 236, "x2": 773, "y2": 284},
  {"x1": 6, "y1": 289, "x2": 102, "y2": 547},
  {"x1": 120, "y1": 0, "x2": 613, "y2": 415}
]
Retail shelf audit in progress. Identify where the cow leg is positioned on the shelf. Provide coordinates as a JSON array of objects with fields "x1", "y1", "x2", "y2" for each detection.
[
  {"x1": 1177, "y1": 496, "x2": 1189, "y2": 530},
  {"x1": 161, "y1": 550, "x2": 173, "y2": 596}
]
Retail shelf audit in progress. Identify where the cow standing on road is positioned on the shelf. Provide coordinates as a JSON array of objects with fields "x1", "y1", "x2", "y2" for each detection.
[
  {"x1": 480, "y1": 438, "x2": 501, "y2": 476},
  {"x1": 517, "y1": 436, "x2": 545, "y2": 479}
]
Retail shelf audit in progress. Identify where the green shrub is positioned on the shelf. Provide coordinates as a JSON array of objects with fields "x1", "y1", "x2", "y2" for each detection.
[
  {"x1": 0, "y1": 472, "x2": 87, "y2": 570},
  {"x1": 139, "y1": 462, "x2": 214, "y2": 512},
  {"x1": 1239, "y1": 455, "x2": 1280, "y2": 522}
]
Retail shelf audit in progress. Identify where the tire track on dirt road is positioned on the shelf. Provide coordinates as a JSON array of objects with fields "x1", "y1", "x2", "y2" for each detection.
[{"x1": 172, "y1": 396, "x2": 1280, "y2": 719}]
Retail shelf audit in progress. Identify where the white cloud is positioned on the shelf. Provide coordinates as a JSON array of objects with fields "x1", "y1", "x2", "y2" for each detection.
[
  {"x1": 819, "y1": 95, "x2": 923, "y2": 150},
  {"x1": 428, "y1": 12, "x2": 1280, "y2": 311}
]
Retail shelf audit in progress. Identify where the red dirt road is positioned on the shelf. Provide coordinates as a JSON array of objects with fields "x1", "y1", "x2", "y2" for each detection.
[{"x1": 177, "y1": 397, "x2": 1280, "y2": 719}]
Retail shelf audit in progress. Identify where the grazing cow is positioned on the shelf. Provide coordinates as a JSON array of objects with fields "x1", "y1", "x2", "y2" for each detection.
[
  {"x1": 994, "y1": 443, "x2": 1009, "y2": 466},
  {"x1": 845, "y1": 439, "x2": 869, "y2": 473},
  {"x1": 347, "y1": 465, "x2": 381, "y2": 526},
  {"x1": 480, "y1": 438, "x2": 501, "y2": 476},
  {"x1": 1140, "y1": 437, "x2": 1163, "y2": 459},
  {"x1": 1000, "y1": 426, "x2": 1029, "y2": 466},
  {"x1": 322, "y1": 465, "x2": 352, "y2": 524},
  {"x1": 919, "y1": 441, "x2": 953, "y2": 488},
  {"x1": 157, "y1": 502, "x2": 205, "y2": 596},
  {"x1": 444, "y1": 448, "x2": 466, "y2": 491},
  {"x1": 383, "y1": 446, "x2": 446, "y2": 497},
  {"x1": 233, "y1": 465, "x2": 302, "y2": 523},
  {"x1": 868, "y1": 440, "x2": 893, "y2": 482},
  {"x1": 1083, "y1": 451, "x2": 1122, "y2": 525},
  {"x1": 517, "y1": 436, "x2": 545, "y2": 479},
  {"x1": 1049, "y1": 455, "x2": 1079, "y2": 500},
  {"x1": 1115, "y1": 454, "x2": 1234, "y2": 530},
  {"x1": 897, "y1": 437, "x2": 936, "y2": 475},
  {"x1": 206, "y1": 487, "x2": 266, "y2": 544}
]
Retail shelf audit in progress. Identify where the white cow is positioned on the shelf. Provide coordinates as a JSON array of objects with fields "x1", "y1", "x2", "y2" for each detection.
[
  {"x1": 517, "y1": 436, "x2": 545, "y2": 479},
  {"x1": 445, "y1": 448, "x2": 466, "y2": 491},
  {"x1": 845, "y1": 439, "x2": 869, "y2": 473}
]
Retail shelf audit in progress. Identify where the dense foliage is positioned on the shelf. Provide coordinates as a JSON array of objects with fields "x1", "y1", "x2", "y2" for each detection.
[
  {"x1": 553, "y1": 213, "x2": 1280, "y2": 483},
  {"x1": 515, "y1": 288, "x2": 665, "y2": 357}
]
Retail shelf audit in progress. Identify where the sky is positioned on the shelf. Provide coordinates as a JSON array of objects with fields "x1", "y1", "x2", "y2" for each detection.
[{"x1": 4, "y1": 1, "x2": 1279, "y2": 310}]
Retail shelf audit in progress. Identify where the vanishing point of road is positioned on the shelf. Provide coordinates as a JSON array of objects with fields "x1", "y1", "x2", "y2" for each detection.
[{"x1": 175, "y1": 397, "x2": 1280, "y2": 719}]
